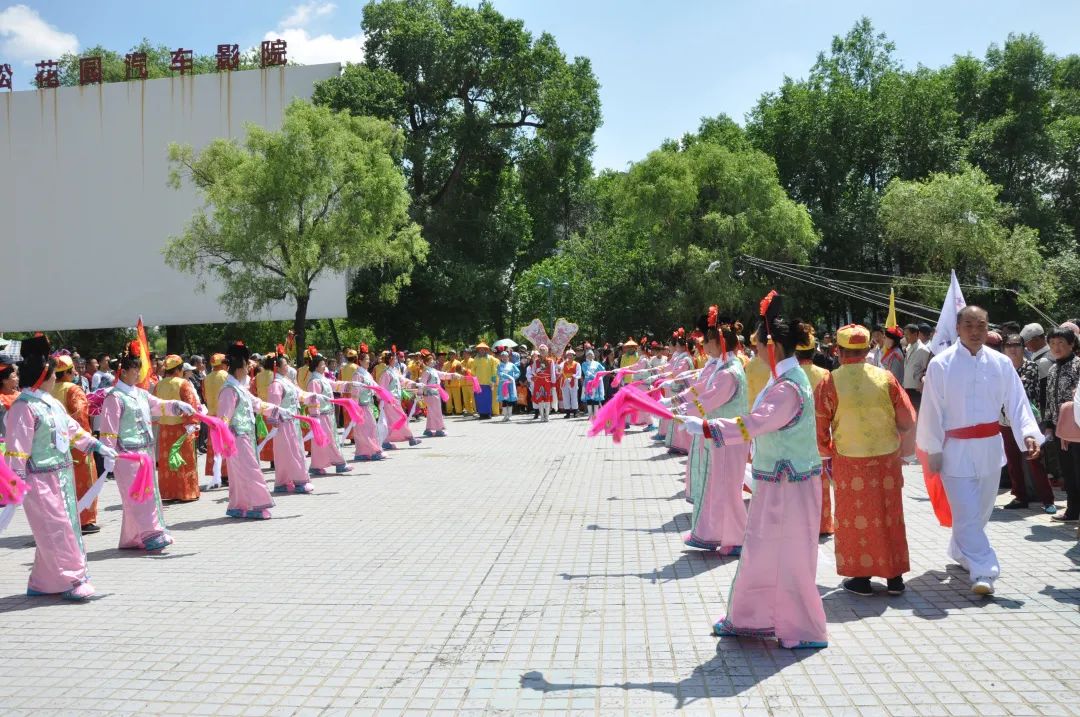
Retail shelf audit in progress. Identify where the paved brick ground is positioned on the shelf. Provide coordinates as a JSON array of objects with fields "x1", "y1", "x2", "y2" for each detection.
[{"x1": 1, "y1": 414, "x2": 1079, "y2": 716}]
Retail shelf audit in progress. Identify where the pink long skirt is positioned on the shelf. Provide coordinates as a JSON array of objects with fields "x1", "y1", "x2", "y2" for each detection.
[
  {"x1": 114, "y1": 449, "x2": 169, "y2": 550},
  {"x1": 273, "y1": 423, "x2": 310, "y2": 488},
  {"x1": 309, "y1": 412, "x2": 346, "y2": 469},
  {"x1": 226, "y1": 434, "x2": 275, "y2": 514},
  {"x1": 689, "y1": 443, "x2": 750, "y2": 550},
  {"x1": 714, "y1": 473, "x2": 827, "y2": 648},
  {"x1": 425, "y1": 396, "x2": 445, "y2": 433},
  {"x1": 351, "y1": 406, "x2": 381, "y2": 458},
  {"x1": 21, "y1": 468, "x2": 90, "y2": 593},
  {"x1": 384, "y1": 401, "x2": 415, "y2": 443}
]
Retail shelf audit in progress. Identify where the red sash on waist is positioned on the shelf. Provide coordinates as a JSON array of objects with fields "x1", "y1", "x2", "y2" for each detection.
[{"x1": 944, "y1": 422, "x2": 1000, "y2": 440}]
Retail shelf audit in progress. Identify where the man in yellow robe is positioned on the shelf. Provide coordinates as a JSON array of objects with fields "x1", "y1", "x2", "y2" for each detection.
[
  {"x1": 51, "y1": 355, "x2": 100, "y2": 533},
  {"x1": 814, "y1": 324, "x2": 917, "y2": 597},
  {"x1": 443, "y1": 351, "x2": 463, "y2": 415},
  {"x1": 460, "y1": 348, "x2": 477, "y2": 415},
  {"x1": 470, "y1": 343, "x2": 500, "y2": 419},
  {"x1": 202, "y1": 353, "x2": 228, "y2": 482}
]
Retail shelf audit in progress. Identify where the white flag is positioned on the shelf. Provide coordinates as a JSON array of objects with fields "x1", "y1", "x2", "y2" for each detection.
[{"x1": 929, "y1": 270, "x2": 966, "y2": 356}]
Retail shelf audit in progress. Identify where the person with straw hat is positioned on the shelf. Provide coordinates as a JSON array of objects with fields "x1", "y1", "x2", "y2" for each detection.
[
  {"x1": 814, "y1": 324, "x2": 917, "y2": 597},
  {"x1": 50, "y1": 354, "x2": 102, "y2": 533},
  {"x1": 154, "y1": 354, "x2": 202, "y2": 503}
]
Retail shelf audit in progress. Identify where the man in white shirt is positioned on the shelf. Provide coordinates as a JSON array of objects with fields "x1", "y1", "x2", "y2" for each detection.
[
  {"x1": 867, "y1": 325, "x2": 885, "y2": 367},
  {"x1": 916, "y1": 306, "x2": 1043, "y2": 596}
]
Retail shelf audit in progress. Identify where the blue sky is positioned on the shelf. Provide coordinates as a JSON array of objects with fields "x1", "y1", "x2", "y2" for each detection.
[{"x1": 3, "y1": 1, "x2": 1080, "y2": 170}]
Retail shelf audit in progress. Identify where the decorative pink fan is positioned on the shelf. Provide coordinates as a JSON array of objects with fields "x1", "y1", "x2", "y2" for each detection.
[
  {"x1": 519, "y1": 318, "x2": 553, "y2": 349},
  {"x1": 549, "y1": 318, "x2": 579, "y2": 355}
]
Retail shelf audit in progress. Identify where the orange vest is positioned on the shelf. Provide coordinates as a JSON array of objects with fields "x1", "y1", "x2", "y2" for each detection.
[{"x1": 829, "y1": 362, "x2": 900, "y2": 457}]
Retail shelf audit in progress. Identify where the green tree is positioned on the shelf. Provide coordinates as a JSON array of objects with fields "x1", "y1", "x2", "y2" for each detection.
[
  {"x1": 164, "y1": 100, "x2": 426, "y2": 361},
  {"x1": 880, "y1": 165, "x2": 1055, "y2": 312},
  {"x1": 312, "y1": 0, "x2": 601, "y2": 341}
]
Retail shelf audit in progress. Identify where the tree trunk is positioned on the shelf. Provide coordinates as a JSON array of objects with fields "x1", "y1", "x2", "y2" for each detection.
[
  {"x1": 326, "y1": 318, "x2": 342, "y2": 353},
  {"x1": 166, "y1": 325, "x2": 186, "y2": 355},
  {"x1": 293, "y1": 295, "x2": 309, "y2": 365}
]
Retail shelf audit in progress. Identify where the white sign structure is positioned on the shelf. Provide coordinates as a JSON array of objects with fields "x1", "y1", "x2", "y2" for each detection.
[{"x1": 0, "y1": 63, "x2": 346, "y2": 331}]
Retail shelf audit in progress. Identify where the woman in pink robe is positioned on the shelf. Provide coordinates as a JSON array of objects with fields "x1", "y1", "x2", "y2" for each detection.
[
  {"x1": 3, "y1": 336, "x2": 113, "y2": 600},
  {"x1": 683, "y1": 297, "x2": 827, "y2": 649},
  {"x1": 348, "y1": 354, "x2": 383, "y2": 461},
  {"x1": 419, "y1": 353, "x2": 457, "y2": 437},
  {"x1": 99, "y1": 348, "x2": 195, "y2": 551},
  {"x1": 217, "y1": 342, "x2": 287, "y2": 520},
  {"x1": 265, "y1": 356, "x2": 322, "y2": 493},
  {"x1": 378, "y1": 354, "x2": 421, "y2": 448},
  {"x1": 304, "y1": 351, "x2": 350, "y2": 475}
]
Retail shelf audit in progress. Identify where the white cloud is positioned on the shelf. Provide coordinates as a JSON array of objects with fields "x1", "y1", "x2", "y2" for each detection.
[
  {"x1": 0, "y1": 4, "x2": 78, "y2": 65},
  {"x1": 264, "y1": 27, "x2": 364, "y2": 66},
  {"x1": 281, "y1": 2, "x2": 337, "y2": 29},
  {"x1": 266, "y1": 3, "x2": 363, "y2": 66}
]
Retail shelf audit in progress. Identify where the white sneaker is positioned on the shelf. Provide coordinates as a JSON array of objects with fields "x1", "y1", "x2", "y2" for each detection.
[{"x1": 971, "y1": 577, "x2": 995, "y2": 596}]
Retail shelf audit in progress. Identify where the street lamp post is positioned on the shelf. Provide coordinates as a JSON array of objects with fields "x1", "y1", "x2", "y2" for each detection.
[{"x1": 537, "y1": 278, "x2": 571, "y2": 330}]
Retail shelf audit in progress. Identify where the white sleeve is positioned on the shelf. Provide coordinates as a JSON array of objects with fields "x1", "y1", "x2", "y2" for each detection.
[{"x1": 915, "y1": 359, "x2": 946, "y2": 455}]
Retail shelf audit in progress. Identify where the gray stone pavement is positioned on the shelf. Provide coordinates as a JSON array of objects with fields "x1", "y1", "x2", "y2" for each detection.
[{"x1": 1, "y1": 413, "x2": 1079, "y2": 717}]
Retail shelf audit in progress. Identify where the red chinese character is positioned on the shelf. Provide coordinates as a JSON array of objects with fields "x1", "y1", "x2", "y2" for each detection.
[
  {"x1": 170, "y1": 48, "x2": 194, "y2": 75},
  {"x1": 215, "y1": 43, "x2": 239, "y2": 71},
  {"x1": 0, "y1": 64, "x2": 12, "y2": 91},
  {"x1": 79, "y1": 56, "x2": 103, "y2": 86},
  {"x1": 125, "y1": 52, "x2": 148, "y2": 80},
  {"x1": 34, "y1": 59, "x2": 59, "y2": 89},
  {"x1": 260, "y1": 39, "x2": 287, "y2": 67}
]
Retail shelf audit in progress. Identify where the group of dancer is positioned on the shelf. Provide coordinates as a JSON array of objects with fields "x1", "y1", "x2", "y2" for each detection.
[
  {"x1": 593, "y1": 291, "x2": 1042, "y2": 649},
  {"x1": 0, "y1": 337, "x2": 463, "y2": 601}
]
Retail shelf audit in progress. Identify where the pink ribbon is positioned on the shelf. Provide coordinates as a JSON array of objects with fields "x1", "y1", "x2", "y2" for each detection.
[
  {"x1": 193, "y1": 413, "x2": 237, "y2": 458},
  {"x1": 119, "y1": 452, "x2": 155, "y2": 503},
  {"x1": 587, "y1": 385, "x2": 675, "y2": 444},
  {"x1": 296, "y1": 415, "x2": 330, "y2": 446},
  {"x1": 468, "y1": 375, "x2": 481, "y2": 394},
  {"x1": 330, "y1": 398, "x2": 366, "y2": 426},
  {"x1": 0, "y1": 458, "x2": 29, "y2": 506}
]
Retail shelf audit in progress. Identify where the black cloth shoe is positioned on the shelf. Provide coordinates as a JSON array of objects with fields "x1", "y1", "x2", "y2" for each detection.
[
  {"x1": 81, "y1": 523, "x2": 100, "y2": 535},
  {"x1": 842, "y1": 577, "x2": 873, "y2": 597},
  {"x1": 1002, "y1": 499, "x2": 1029, "y2": 509},
  {"x1": 886, "y1": 576, "x2": 905, "y2": 595}
]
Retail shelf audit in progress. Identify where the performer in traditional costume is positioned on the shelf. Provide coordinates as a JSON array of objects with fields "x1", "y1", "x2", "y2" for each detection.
[
  {"x1": 303, "y1": 347, "x2": 351, "y2": 475},
  {"x1": 265, "y1": 352, "x2": 323, "y2": 493},
  {"x1": 795, "y1": 331, "x2": 834, "y2": 536},
  {"x1": 4, "y1": 336, "x2": 115, "y2": 600},
  {"x1": 662, "y1": 330, "x2": 695, "y2": 454},
  {"x1": 667, "y1": 310, "x2": 749, "y2": 553},
  {"x1": 915, "y1": 306, "x2": 1042, "y2": 595},
  {"x1": 0, "y1": 361, "x2": 18, "y2": 439},
  {"x1": 378, "y1": 351, "x2": 421, "y2": 449},
  {"x1": 202, "y1": 353, "x2": 229, "y2": 486},
  {"x1": 419, "y1": 351, "x2": 457, "y2": 436},
  {"x1": 216, "y1": 341, "x2": 289, "y2": 519},
  {"x1": 557, "y1": 349, "x2": 582, "y2": 418},
  {"x1": 443, "y1": 350, "x2": 463, "y2": 416},
  {"x1": 99, "y1": 343, "x2": 195, "y2": 550},
  {"x1": 879, "y1": 327, "x2": 906, "y2": 385},
  {"x1": 495, "y1": 351, "x2": 521, "y2": 422},
  {"x1": 815, "y1": 324, "x2": 917, "y2": 596},
  {"x1": 471, "y1": 343, "x2": 500, "y2": 419},
  {"x1": 253, "y1": 359, "x2": 276, "y2": 463},
  {"x1": 529, "y1": 346, "x2": 557, "y2": 422},
  {"x1": 50, "y1": 355, "x2": 101, "y2": 533},
  {"x1": 348, "y1": 347, "x2": 384, "y2": 461},
  {"x1": 683, "y1": 292, "x2": 827, "y2": 649},
  {"x1": 580, "y1": 349, "x2": 605, "y2": 419},
  {"x1": 154, "y1": 355, "x2": 202, "y2": 503}
]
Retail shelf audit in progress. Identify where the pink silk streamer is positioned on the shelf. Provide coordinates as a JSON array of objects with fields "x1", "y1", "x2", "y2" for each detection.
[
  {"x1": 119, "y1": 452, "x2": 155, "y2": 503},
  {"x1": 0, "y1": 458, "x2": 29, "y2": 505},
  {"x1": 468, "y1": 375, "x2": 481, "y2": 394},
  {"x1": 585, "y1": 370, "x2": 613, "y2": 395},
  {"x1": 295, "y1": 415, "x2": 330, "y2": 447},
  {"x1": 611, "y1": 367, "x2": 635, "y2": 388},
  {"x1": 587, "y1": 385, "x2": 676, "y2": 444},
  {"x1": 330, "y1": 398, "x2": 366, "y2": 426},
  {"x1": 193, "y1": 413, "x2": 237, "y2": 458},
  {"x1": 437, "y1": 385, "x2": 450, "y2": 402}
]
